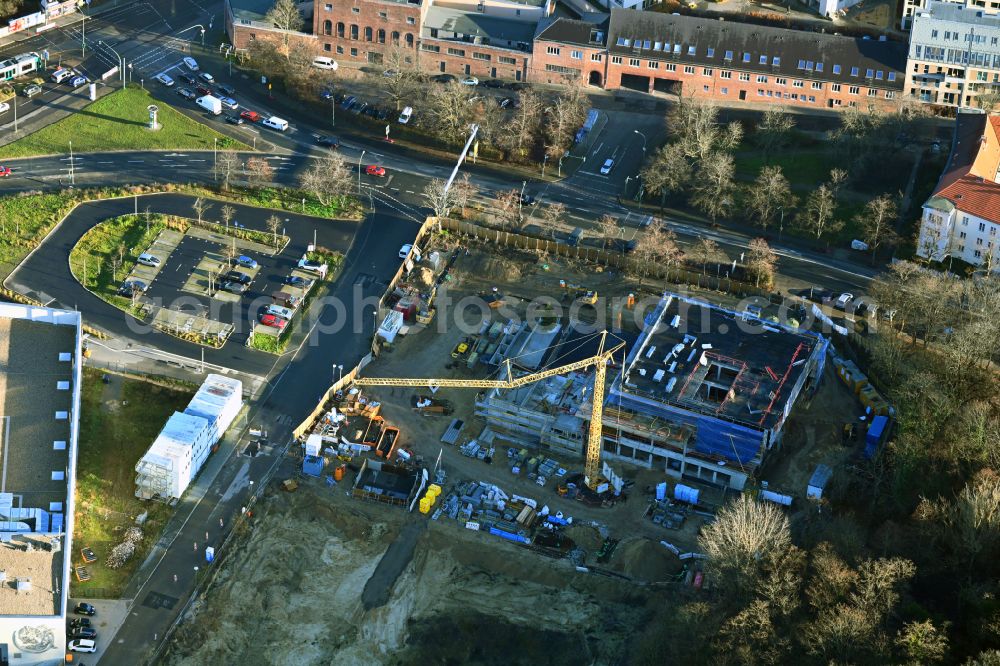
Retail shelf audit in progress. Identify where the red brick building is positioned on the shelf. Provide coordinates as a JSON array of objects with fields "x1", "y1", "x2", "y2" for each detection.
[
  {"x1": 601, "y1": 9, "x2": 907, "y2": 110},
  {"x1": 530, "y1": 17, "x2": 608, "y2": 87},
  {"x1": 312, "y1": 0, "x2": 422, "y2": 64}
]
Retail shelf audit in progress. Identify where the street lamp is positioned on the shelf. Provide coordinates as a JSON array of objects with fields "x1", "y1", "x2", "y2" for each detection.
[
  {"x1": 358, "y1": 150, "x2": 366, "y2": 194},
  {"x1": 99, "y1": 41, "x2": 125, "y2": 89},
  {"x1": 633, "y1": 129, "x2": 647, "y2": 153},
  {"x1": 558, "y1": 153, "x2": 584, "y2": 177},
  {"x1": 518, "y1": 180, "x2": 527, "y2": 219},
  {"x1": 213, "y1": 138, "x2": 218, "y2": 181},
  {"x1": 541, "y1": 154, "x2": 549, "y2": 178}
]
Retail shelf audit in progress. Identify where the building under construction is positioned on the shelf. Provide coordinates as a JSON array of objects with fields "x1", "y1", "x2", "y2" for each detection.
[
  {"x1": 477, "y1": 294, "x2": 827, "y2": 491},
  {"x1": 603, "y1": 293, "x2": 827, "y2": 490}
]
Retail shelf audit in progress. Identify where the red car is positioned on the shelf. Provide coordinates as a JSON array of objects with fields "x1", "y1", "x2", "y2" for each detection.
[
  {"x1": 0, "y1": 166, "x2": 11, "y2": 177},
  {"x1": 260, "y1": 314, "x2": 286, "y2": 329},
  {"x1": 365, "y1": 165, "x2": 386, "y2": 177},
  {"x1": 240, "y1": 110, "x2": 261, "y2": 122},
  {"x1": 196, "y1": 85, "x2": 212, "y2": 96}
]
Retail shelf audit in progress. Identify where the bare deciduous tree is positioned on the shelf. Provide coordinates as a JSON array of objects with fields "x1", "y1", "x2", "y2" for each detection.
[
  {"x1": 631, "y1": 226, "x2": 683, "y2": 286},
  {"x1": 745, "y1": 237, "x2": 778, "y2": 289},
  {"x1": 543, "y1": 87, "x2": 588, "y2": 161},
  {"x1": 756, "y1": 107, "x2": 795, "y2": 159},
  {"x1": 428, "y1": 81, "x2": 474, "y2": 144},
  {"x1": 503, "y1": 90, "x2": 542, "y2": 158},
  {"x1": 541, "y1": 201, "x2": 566, "y2": 230},
  {"x1": 493, "y1": 189, "x2": 523, "y2": 230},
  {"x1": 642, "y1": 143, "x2": 692, "y2": 208},
  {"x1": 266, "y1": 214, "x2": 282, "y2": 249},
  {"x1": 192, "y1": 197, "x2": 209, "y2": 224},
  {"x1": 220, "y1": 204, "x2": 236, "y2": 229},
  {"x1": 797, "y1": 184, "x2": 842, "y2": 241},
  {"x1": 691, "y1": 152, "x2": 735, "y2": 222},
  {"x1": 745, "y1": 165, "x2": 795, "y2": 232},
  {"x1": 857, "y1": 193, "x2": 900, "y2": 263},
  {"x1": 422, "y1": 178, "x2": 454, "y2": 225},
  {"x1": 378, "y1": 43, "x2": 420, "y2": 111},
  {"x1": 246, "y1": 157, "x2": 275, "y2": 189},
  {"x1": 451, "y1": 173, "x2": 476, "y2": 218},
  {"x1": 669, "y1": 94, "x2": 743, "y2": 160},
  {"x1": 299, "y1": 154, "x2": 351, "y2": 206},
  {"x1": 598, "y1": 214, "x2": 620, "y2": 249},
  {"x1": 693, "y1": 237, "x2": 723, "y2": 275},
  {"x1": 218, "y1": 150, "x2": 240, "y2": 192},
  {"x1": 265, "y1": 0, "x2": 304, "y2": 53}
]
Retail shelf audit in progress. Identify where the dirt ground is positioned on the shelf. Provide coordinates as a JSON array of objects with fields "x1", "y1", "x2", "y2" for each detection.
[{"x1": 163, "y1": 479, "x2": 657, "y2": 666}]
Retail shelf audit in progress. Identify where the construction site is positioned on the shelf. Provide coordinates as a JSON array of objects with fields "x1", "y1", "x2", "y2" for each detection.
[{"x1": 164, "y1": 236, "x2": 888, "y2": 664}]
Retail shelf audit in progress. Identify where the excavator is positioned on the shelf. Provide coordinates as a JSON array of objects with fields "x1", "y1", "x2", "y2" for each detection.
[{"x1": 353, "y1": 331, "x2": 625, "y2": 492}]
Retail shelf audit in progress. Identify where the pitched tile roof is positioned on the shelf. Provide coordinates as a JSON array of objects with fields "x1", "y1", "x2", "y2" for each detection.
[
  {"x1": 534, "y1": 16, "x2": 608, "y2": 46},
  {"x1": 931, "y1": 112, "x2": 1000, "y2": 224},
  {"x1": 606, "y1": 8, "x2": 906, "y2": 89}
]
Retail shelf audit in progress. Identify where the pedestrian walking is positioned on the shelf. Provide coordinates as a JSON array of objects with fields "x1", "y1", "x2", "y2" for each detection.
[
  {"x1": 193, "y1": 541, "x2": 198, "y2": 553},
  {"x1": 219, "y1": 518, "x2": 224, "y2": 528},
  {"x1": 205, "y1": 531, "x2": 209, "y2": 542},
  {"x1": 173, "y1": 574, "x2": 178, "y2": 583}
]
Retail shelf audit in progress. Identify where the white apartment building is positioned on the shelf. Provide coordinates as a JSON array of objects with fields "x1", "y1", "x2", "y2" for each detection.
[
  {"x1": 902, "y1": 0, "x2": 999, "y2": 30},
  {"x1": 918, "y1": 111, "x2": 1000, "y2": 270}
]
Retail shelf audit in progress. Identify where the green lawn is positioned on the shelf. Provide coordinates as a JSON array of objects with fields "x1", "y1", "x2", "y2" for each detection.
[
  {"x1": 734, "y1": 149, "x2": 836, "y2": 189},
  {"x1": 0, "y1": 86, "x2": 247, "y2": 158},
  {"x1": 0, "y1": 191, "x2": 79, "y2": 280},
  {"x1": 72, "y1": 368, "x2": 194, "y2": 597},
  {"x1": 237, "y1": 186, "x2": 366, "y2": 220},
  {"x1": 69, "y1": 214, "x2": 167, "y2": 314}
]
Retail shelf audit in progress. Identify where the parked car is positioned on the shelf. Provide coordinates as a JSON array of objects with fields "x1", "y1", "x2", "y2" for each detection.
[
  {"x1": 74, "y1": 603, "x2": 96, "y2": 616},
  {"x1": 219, "y1": 96, "x2": 238, "y2": 110},
  {"x1": 68, "y1": 627, "x2": 97, "y2": 640},
  {"x1": 225, "y1": 114, "x2": 243, "y2": 125},
  {"x1": 68, "y1": 639, "x2": 97, "y2": 653},
  {"x1": 23, "y1": 84, "x2": 41, "y2": 98},
  {"x1": 236, "y1": 255, "x2": 258, "y2": 270},
  {"x1": 834, "y1": 292, "x2": 854, "y2": 310},
  {"x1": 341, "y1": 95, "x2": 357, "y2": 109},
  {"x1": 482, "y1": 79, "x2": 504, "y2": 88},
  {"x1": 260, "y1": 314, "x2": 286, "y2": 329},
  {"x1": 284, "y1": 276, "x2": 311, "y2": 287},
  {"x1": 519, "y1": 193, "x2": 536, "y2": 206},
  {"x1": 217, "y1": 83, "x2": 236, "y2": 97},
  {"x1": 319, "y1": 88, "x2": 333, "y2": 100},
  {"x1": 315, "y1": 135, "x2": 340, "y2": 149},
  {"x1": 0, "y1": 102, "x2": 9, "y2": 114},
  {"x1": 69, "y1": 618, "x2": 91, "y2": 630},
  {"x1": 312, "y1": 56, "x2": 338, "y2": 70},
  {"x1": 365, "y1": 165, "x2": 386, "y2": 177},
  {"x1": 155, "y1": 73, "x2": 175, "y2": 86},
  {"x1": 398, "y1": 244, "x2": 413, "y2": 259},
  {"x1": 117, "y1": 280, "x2": 147, "y2": 296},
  {"x1": 433, "y1": 74, "x2": 457, "y2": 84},
  {"x1": 382, "y1": 68, "x2": 399, "y2": 78},
  {"x1": 196, "y1": 85, "x2": 212, "y2": 96},
  {"x1": 183, "y1": 56, "x2": 199, "y2": 71},
  {"x1": 222, "y1": 281, "x2": 247, "y2": 294},
  {"x1": 240, "y1": 110, "x2": 261, "y2": 122},
  {"x1": 176, "y1": 87, "x2": 196, "y2": 100},
  {"x1": 460, "y1": 76, "x2": 479, "y2": 86},
  {"x1": 0, "y1": 166, "x2": 11, "y2": 177},
  {"x1": 199, "y1": 72, "x2": 215, "y2": 83},
  {"x1": 600, "y1": 158, "x2": 614, "y2": 175},
  {"x1": 225, "y1": 270, "x2": 252, "y2": 285},
  {"x1": 180, "y1": 73, "x2": 197, "y2": 85},
  {"x1": 70, "y1": 75, "x2": 88, "y2": 87},
  {"x1": 398, "y1": 106, "x2": 413, "y2": 124},
  {"x1": 137, "y1": 253, "x2": 161, "y2": 267}
]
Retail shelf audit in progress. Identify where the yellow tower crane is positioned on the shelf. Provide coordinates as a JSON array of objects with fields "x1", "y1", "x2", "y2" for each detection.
[{"x1": 353, "y1": 331, "x2": 625, "y2": 492}]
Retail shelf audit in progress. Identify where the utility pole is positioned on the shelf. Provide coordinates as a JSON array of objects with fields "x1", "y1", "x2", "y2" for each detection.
[
  {"x1": 357, "y1": 150, "x2": 366, "y2": 194},
  {"x1": 331, "y1": 94, "x2": 335, "y2": 128},
  {"x1": 69, "y1": 141, "x2": 74, "y2": 186}
]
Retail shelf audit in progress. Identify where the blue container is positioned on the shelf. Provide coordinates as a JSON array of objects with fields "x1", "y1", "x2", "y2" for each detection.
[{"x1": 864, "y1": 415, "x2": 889, "y2": 459}]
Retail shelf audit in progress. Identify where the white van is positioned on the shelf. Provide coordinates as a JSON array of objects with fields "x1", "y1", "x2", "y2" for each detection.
[
  {"x1": 265, "y1": 305, "x2": 294, "y2": 320},
  {"x1": 51, "y1": 68, "x2": 72, "y2": 83},
  {"x1": 398, "y1": 106, "x2": 413, "y2": 124},
  {"x1": 311, "y1": 56, "x2": 338, "y2": 71},
  {"x1": 262, "y1": 116, "x2": 288, "y2": 132},
  {"x1": 196, "y1": 95, "x2": 222, "y2": 115}
]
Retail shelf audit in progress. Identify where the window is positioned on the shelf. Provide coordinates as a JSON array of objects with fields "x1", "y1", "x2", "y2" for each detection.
[
  {"x1": 962, "y1": 217, "x2": 969, "y2": 226},
  {"x1": 336, "y1": 22, "x2": 344, "y2": 37},
  {"x1": 350, "y1": 47, "x2": 357, "y2": 56},
  {"x1": 721, "y1": 87, "x2": 728, "y2": 95},
  {"x1": 684, "y1": 66, "x2": 695, "y2": 74},
  {"x1": 758, "y1": 89, "x2": 765, "y2": 96},
  {"x1": 655, "y1": 41, "x2": 663, "y2": 51},
  {"x1": 833, "y1": 64, "x2": 842, "y2": 75},
  {"x1": 351, "y1": 6, "x2": 359, "y2": 12},
  {"x1": 448, "y1": 47, "x2": 465, "y2": 56},
  {"x1": 743, "y1": 52, "x2": 751, "y2": 62},
  {"x1": 775, "y1": 77, "x2": 787, "y2": 85},
  {"x1": 378, "y1": 11, "x2": 387, "y2": 18},
  {"x1": 849, "y1": 85, "x2": 860, "y2": 94},
  {"x1": 772, "y1": 56, "x2": 780, "y2": 66},
  {"x1": 887, "y1": 72, "x2": 896, "y2": 81},
  {"x1": 324, "y1": 2, "x2": 332, "y2": 9},
  {"x1": 975, "y1": 250, "x2": 982, "y2": 258},
  {"x1": 850, "y1": 66, "x2": 859, "y2": 76},
  {"x1": 473, "y1": 52, "x2": 490, "y2": 61},
  {"x1": 405, "y1": 33, "x2": 414, "y2": 46},
  {"x1": 831, "y1": 83, "x2": 841, "y2": 92},
  {"x1": 364, "y1": 26, "x2": 372, "y2": 41},
  {"x1": 547, "y1": 46, "x2": 560, "y2": 55},
  {"x1": 739, "y1": 72, "x2": 750, "y2": 81},
  {"x1": 793, "y1": 79, "x2": 804, "y2": 88},
  {"x1": 757, "y1": 75, "x2": 768, "y2": 83},
  {"x1": 571, "y1": 50, "x2": 582, "y2": 59},
  {"x1": 336, "y1": 45, "x2": 344, "y2": 54},
  {"x1": 721, "y1": 70, "x2": 732, "y2": 79},
  {"x1": 875, "y1": 70, "x2": 884, "y2": 80},
  {"x1": 643, "y1": 39, "x2": 651, "y2": 49},
  {"x1": 703, "y1": 85, "x2": 709, "y2": 92},
  {"x1": 611, "y1": 56, "x2": 622, "y2": 64},
  {"x1": 377, "y1": 28, "x2": 385, "y2": 43},
  {"x1": 707, "y1": 47, "x2": 715, "y2": 57},
  {"x1": 591, "y1": 53, "x2": 602, "y2": 62},
  {"x1": 499, "y1": 56, "x2": 516, "y2": 64},
  {"x1": 665, "y1": 64, "x2": 676, "y2": 72},
  {"x1": 688, "y1": 45, "x2": 696, "y2": 55},
  {"x1": 977, "y1": 237, "x2": 984, "y2": 246},
  {"x1": 616, "y1": 37, "x2": 629, "y2": 46},
  {"x1": 816, "y1": 62, "x2": 824, "y2": 72},
  {"x1": 865, "y1": 68, "x2": 874, "y2": 78},
  {"x1": 629, "y1": 58, "x2": 640, "y2": 67},
  {"x1": 407, "y1": 16, "x2": 416, "y2": 24},
  {"x1": 808, "y1": 95, "x2": 816, "y2": 102},
  {"x1": 759, "y1": 55, "x2": 767, "y2": 65},
  {"x1": 324, "y1": 43, "x2": 331, "y2": 52},
  {"x1": 812, "y1": 81, "x2": 823, "y2": 89},
  {"x1": 797, "y1": 59, "x2": 806, "y2": 69},
  {"x1": 391, "y1": 30, "x2": 399, "y2": 43},
  {"x1": 724, "y1": 50, "x2": 734, "y2": 61},
  {"x1": 703, "y1": 67, "x2": 713, "y2": 76},
  {"x1": 649, "y1": 61, "x2": 659, "y2": 69},
  {"x1": 960, "y1": 231, "x2": 968, "y2": 239},
  {"x1": 867, "y1": 88, "x2": 876, "y2": 97},
  {"x1": 322, "y1": 19, "x2": 332, "y2": 35},
  {"x1": 931, "y1": 29, "x2": 939, "y2": 38},
  {"x1": 350, "y1": 24, "x2": 358, "y2": 39},
  {"x1": 979, "y1": 222, "x2": 987, "y2": 232},
  {"x1": 421, "y1": 43, "x2": 439, "y2": 52},
  {"x1": 545, "y1": 64, "x2": 580, "y2": 75}
]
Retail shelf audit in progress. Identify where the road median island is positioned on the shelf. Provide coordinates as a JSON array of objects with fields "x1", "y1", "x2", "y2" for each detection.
[{"x1": 0, "y1": 86, "x2": 249, "y2": 159}]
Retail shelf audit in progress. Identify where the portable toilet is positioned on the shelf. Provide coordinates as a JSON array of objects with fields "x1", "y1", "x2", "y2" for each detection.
[{"x1": 806, "y1": 464, "x2": 833, "y2": 500}]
